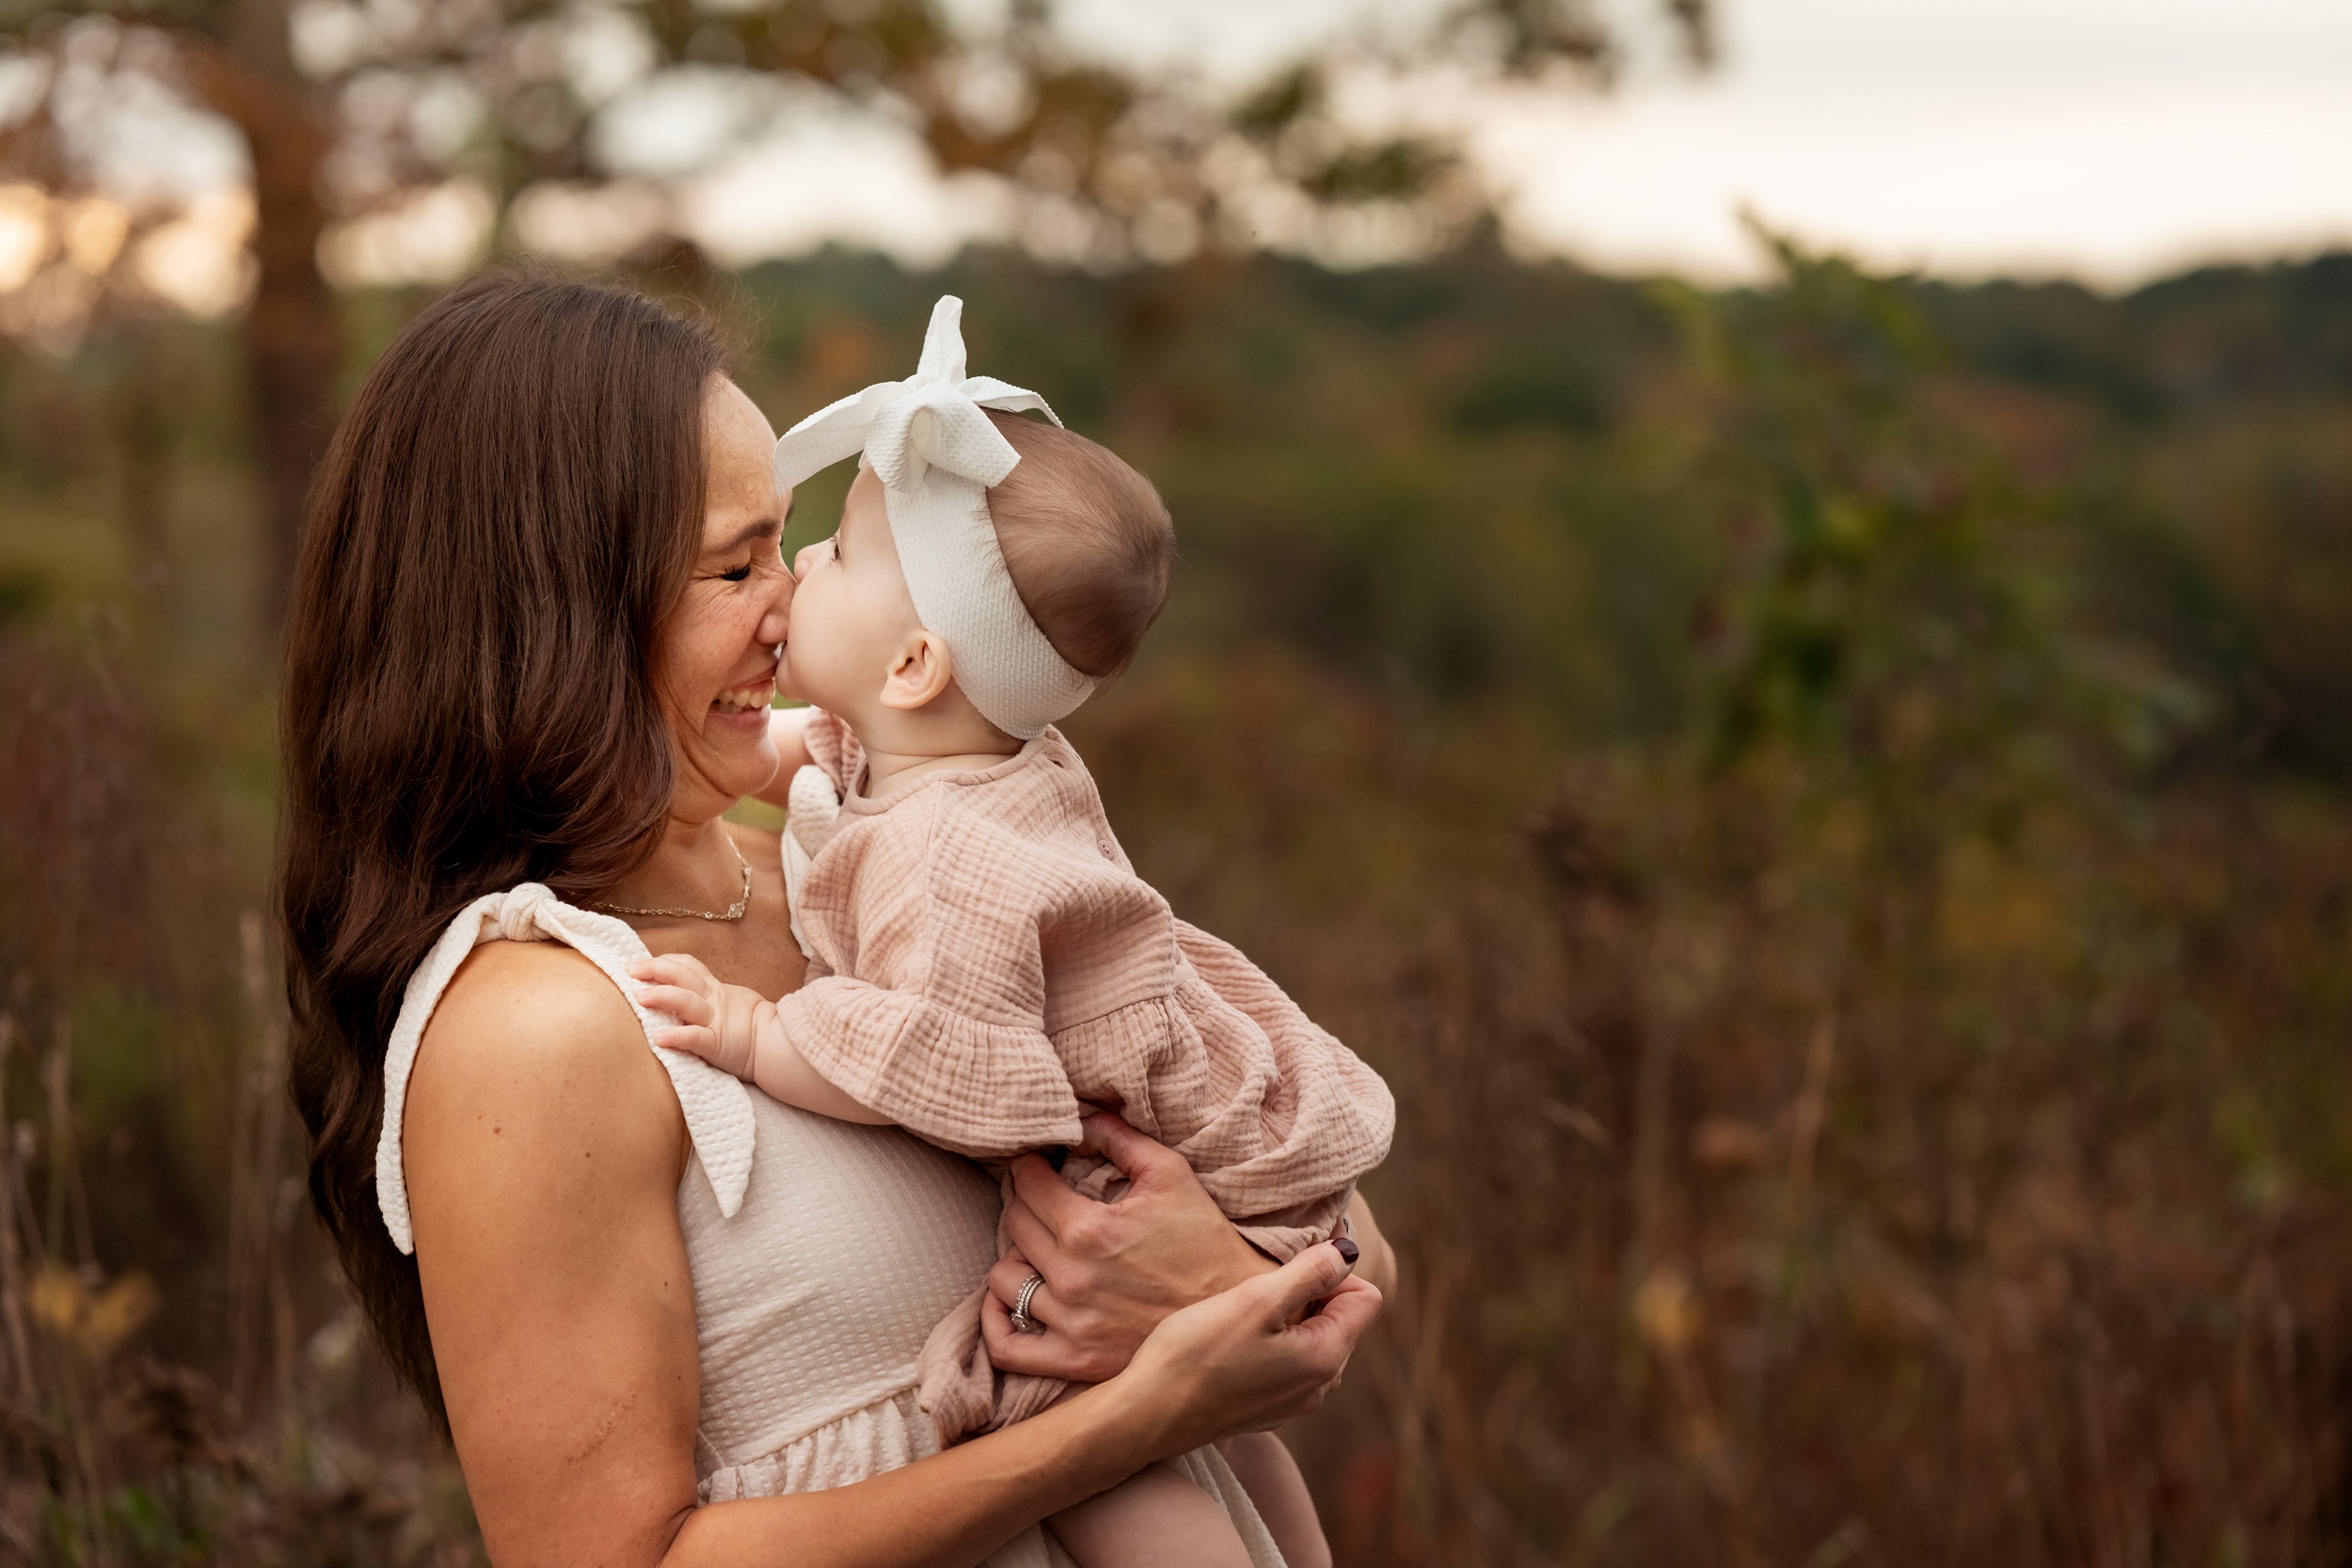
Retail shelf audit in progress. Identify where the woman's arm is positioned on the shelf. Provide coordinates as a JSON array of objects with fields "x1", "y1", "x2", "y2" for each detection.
[
  {"x1": 405, "y1": 942, "x2": 704, "y2": 1563},
  {"x1": 675, "y1": 1259, "x2": 1375, "y2": 1567},
  {"x1": 405, "y1": 943, "x2": 1376, "y2": 1568}
]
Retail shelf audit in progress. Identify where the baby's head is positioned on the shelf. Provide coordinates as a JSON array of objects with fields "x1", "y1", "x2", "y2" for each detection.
[
  {"x1": 780, "y1": 411, "x2": 1173, "y2": 738},
  {"x1": 983, "y1": 412, "x2": 1174, "y2": 684}
]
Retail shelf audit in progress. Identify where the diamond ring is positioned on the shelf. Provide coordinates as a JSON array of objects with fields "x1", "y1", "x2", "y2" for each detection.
[{"x1": 1009, "y1": 1272, "x2": 1046, "y2": 1335}]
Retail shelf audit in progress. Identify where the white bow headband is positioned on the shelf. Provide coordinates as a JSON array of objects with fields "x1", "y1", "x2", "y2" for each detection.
[{"x1": 771, "y1": 295, "x2": 1095, "y2": 740}]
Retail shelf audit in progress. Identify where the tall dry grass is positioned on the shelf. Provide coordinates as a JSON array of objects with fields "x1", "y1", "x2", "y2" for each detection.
[
  {"x1": 0, "y1": 626, "x2": 479, "y2": 1563},
  {"x1": 1063, "y1": 246, "x2": 2352, "y2": 1567},
  {"x1": 1112, "y1": 685, "x2": 2352, "y2": 1567},
  {"x1": 8, "y1": 631, "x2": 2343, "y2": 1564}
]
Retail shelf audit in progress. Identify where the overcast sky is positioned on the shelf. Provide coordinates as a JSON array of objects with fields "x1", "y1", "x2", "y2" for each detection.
[
  {"x1": 1482, "y1": 0, "x2": 2352, "y2": 281},
  {"x1": 703, "y1": 0, "x2": 2352, "y2": 285}
]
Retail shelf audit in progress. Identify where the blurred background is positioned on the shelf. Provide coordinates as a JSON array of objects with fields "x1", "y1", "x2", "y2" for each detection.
[{"x1": 2, "y1": 0, "x2": 2349, "y2": 1561}]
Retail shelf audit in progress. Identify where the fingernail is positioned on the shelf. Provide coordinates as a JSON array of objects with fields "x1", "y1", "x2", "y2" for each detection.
[{"x1": 1332, "y1": 1238, "x2": 1359, "y2": 1268}]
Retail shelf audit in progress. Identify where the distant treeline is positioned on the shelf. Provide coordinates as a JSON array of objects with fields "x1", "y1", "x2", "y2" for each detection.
[
  {"x1": 703, "y1": 243, "x2": 2352, "y2": 775},
  {"x1": 2, "y1": 243, "x2": 2344, "y2": 779}
]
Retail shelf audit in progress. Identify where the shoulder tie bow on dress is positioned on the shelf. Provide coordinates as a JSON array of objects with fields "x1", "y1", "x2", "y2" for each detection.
[{"x1": 373, "y1": 883, "x2": 757, "y2": 1254}]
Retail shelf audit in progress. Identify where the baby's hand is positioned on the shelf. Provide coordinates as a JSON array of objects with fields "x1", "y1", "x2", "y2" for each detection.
[
  {"x1": 629, "y1": 953, "x2": 893, "y2": 1128},
  {"x1": 629, "y1": 953, "x2": 771, "y2": 1083}
]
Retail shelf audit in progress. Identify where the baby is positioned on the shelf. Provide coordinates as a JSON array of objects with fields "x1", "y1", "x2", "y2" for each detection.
[{"x1": 631, "y1": 297, "x2": 1393, "y2": 1568}]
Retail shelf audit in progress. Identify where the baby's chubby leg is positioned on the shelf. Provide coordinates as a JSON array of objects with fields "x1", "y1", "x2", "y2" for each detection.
[
  {"x1": 1217, "y1": 1433, "x2": 1329, "y2": 1568},
  {"x1": 1025, "y1": 1341, "x2": 1325, "y2": 1566},
  {"x1": 1049, "y1": 1461, "x2": 1254, "y2": 1568}
]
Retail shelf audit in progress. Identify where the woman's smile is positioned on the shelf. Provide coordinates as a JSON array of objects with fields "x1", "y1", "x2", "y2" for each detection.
[{"x1": 712, "y1": 673, "x2": 777, "y2": 721}]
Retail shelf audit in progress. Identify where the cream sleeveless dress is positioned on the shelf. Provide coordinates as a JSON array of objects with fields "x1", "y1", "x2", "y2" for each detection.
[{"x1": 373, "y1": 882, "x2": 1282, "y2": 1568}]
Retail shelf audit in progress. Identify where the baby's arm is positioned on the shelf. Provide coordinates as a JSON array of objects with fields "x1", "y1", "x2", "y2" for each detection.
[
  {"x1": 753, "y1": 706, "x2": 818, "y2": 809},
  {"x1": 629, "y1": 952, "x2": 891, "y2": 1126}
]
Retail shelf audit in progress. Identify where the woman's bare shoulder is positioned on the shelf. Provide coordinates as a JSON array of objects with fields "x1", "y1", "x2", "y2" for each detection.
[{"x1": 410, "y1": 941, "x2": 686, "y2": 1171}]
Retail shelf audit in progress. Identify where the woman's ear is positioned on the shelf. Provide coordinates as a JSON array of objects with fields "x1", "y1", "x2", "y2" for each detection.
[{"x1": 878, "y1": 628, "x2": 956, "y2": 711}]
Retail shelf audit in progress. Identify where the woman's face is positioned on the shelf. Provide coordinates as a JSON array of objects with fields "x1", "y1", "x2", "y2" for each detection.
[{"x1": 658, "y1": 375, "x2": 794, "y2": 820}]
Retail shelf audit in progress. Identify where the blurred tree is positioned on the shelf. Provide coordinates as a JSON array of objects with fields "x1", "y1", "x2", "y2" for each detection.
[
  {"x1": 1681, "y1": 229, "x2": 2196, "y2": 791},
  {"x1": 0, "y1": 0, "x2": 1711, "y2": 625}
]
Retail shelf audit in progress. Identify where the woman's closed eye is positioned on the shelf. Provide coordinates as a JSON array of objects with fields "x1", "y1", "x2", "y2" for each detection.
[{"x1": 715, "y1": 536, "x2": 787, "y2": 583}]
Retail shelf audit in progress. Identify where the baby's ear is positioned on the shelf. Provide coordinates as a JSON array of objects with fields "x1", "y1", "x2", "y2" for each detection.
[{"x1": 878, "y1": 628, "x2": 956, "y2": 711}]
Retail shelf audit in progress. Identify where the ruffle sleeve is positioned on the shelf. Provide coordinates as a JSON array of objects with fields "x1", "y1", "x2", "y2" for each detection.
[
  {"x1": 802, "y1": 706, "x2": 865, "y2": 794},
  {"x1": 772, "y1": 976, "x2": 1084, "y2": 1159},
  {"x1": 1161, "y1": 920, "x2": 1396, "y2": 1252},
  {"x1": 774, "y1": 784, "x2": 1095, "y2": 1158}
]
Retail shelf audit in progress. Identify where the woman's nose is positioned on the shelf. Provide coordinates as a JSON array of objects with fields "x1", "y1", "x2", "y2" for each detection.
[{"x1": 756, "y1": 557, "x2": 793, "y2": 648}]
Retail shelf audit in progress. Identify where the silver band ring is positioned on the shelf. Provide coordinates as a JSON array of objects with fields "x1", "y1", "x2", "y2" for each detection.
[{"x1": 1009, "y1": 1273, "x2": 1046, "y2": 1335}]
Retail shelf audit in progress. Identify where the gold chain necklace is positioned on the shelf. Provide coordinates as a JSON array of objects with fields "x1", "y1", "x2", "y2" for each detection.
[{"x1": 585, "y1": 832, "x2": 754, "y2": 923}]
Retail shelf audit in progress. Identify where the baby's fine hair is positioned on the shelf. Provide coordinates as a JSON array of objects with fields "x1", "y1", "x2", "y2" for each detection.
[{"x1": 984, "y1": 409, "x2": 1175, "y2": 681}]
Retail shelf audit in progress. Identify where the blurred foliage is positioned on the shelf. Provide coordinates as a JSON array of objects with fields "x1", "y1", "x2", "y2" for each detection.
[
  {"x1": 0, "y1": 0, "x2": 1710, "y2": 616},
  {"x1": 0, "y1": 237, "x2": 2348, "y2": 1562}
]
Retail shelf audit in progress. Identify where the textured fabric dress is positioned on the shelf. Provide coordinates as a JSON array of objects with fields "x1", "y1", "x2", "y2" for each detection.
[
  {"x1": 776, "y1": 712, "x2": 1396, "y2": 1442},
  {"x1": 374, "y1": 882, "x2": 1283, "y2": 1568}
]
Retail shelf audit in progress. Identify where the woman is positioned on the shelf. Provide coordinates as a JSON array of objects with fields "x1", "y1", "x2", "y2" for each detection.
[{"x1": 279, "y1": 275, "x2": 1392, "y2": 1567}]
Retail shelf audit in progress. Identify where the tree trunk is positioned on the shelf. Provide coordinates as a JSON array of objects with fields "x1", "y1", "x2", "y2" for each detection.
[{"x1": 185, "y1": 36, "x2": 340, "y2": 637}]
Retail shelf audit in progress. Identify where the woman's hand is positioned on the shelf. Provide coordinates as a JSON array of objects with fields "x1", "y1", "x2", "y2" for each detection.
[
  {"x1": 1106, "y1": 1243, "x2": 1382, "y2": 1452},
  {"x1": 980, "y1": 1113, "x2": 1280, "y2": 1383}
]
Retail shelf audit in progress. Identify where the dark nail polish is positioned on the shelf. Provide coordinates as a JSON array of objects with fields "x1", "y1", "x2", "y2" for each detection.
[{"x1": 1333, "y1": 1237, "x2": 1360, "y2": 1267}]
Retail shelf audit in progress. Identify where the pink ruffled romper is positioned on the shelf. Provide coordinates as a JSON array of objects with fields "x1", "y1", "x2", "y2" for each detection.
[{"x1": 777, "y1": 711, "x2": 1395, "y2": 1442}]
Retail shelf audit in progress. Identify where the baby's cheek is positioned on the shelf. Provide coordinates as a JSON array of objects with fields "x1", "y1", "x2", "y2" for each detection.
[{"x1": 798, "y1": 599, "x2": 854, "y2": 668}]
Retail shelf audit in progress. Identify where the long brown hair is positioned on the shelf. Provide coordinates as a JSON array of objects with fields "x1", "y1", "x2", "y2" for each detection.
[{"x1": 279, "y1": 275, "x2": 722, "y2": 1426}]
